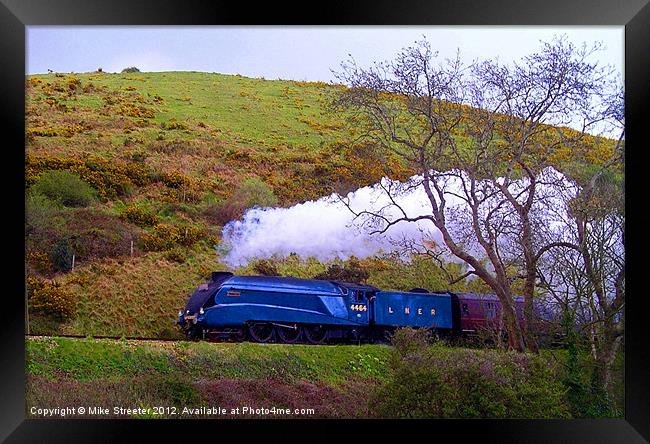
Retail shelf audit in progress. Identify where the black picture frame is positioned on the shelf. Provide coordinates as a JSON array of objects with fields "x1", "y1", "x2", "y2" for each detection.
[{"x1": 2, "y1": 0, "x2": 648, "y2": 441}]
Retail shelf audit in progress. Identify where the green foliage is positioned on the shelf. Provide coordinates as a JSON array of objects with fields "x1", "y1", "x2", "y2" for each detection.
[
  {"x1": 232, "y1": 176, "x2": 278, "y2": 207},
  {"x1": 390, "y1": 327, "x2": 431, "y2": 357},
  {"x1": 25, "y1": 193, "x2": 61, "y2": 235},
  {"x1": 121, "y1": 67, "x2": 141, "y2": 73},
  {"x1": 50, "y1": 238, "x2": 74, "y2": 272},
  {"x1": 363, "y1": 254, "x2": 459, "y2": 293},
  {"x1": 31, "y1": 170, "x2": 97, "y2": 207},
  {"x1": 348, "y1": 352, "x2": 385, "y2": 378},
  {"x1": 235, "y1": 253, "x2": 328, "y2": 280},
  {"x1": 373, "y1": 328, "x2": 570, "y2": 418},
  {"x1": 138, "y1": 375, "x2": 201, "y2": 406},
  {"x1": 561, "y1": 311, "x2": 615, "y2": 417}
]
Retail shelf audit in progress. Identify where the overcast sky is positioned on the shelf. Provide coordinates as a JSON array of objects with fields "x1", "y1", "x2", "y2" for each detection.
[{"x1": 27, "y1": 26, "x2": 624, "y2": 82}]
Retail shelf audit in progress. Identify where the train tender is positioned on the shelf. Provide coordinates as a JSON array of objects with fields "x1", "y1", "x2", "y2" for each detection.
[{"x1": 177, "y1": 272, "x2": 455, "y2": 343}]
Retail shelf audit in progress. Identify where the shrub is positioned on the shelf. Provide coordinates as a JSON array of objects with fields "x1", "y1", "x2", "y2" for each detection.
[
  {"x1": 204, "y1": 177, "x2": 277, "y2": 225},
  {"x1": 27, "y1": 251, "x2": 51, "y2": 274},
  {"x1": 163, "y1": 247, "x2": 188, "y2": 263},
  {"x1": 119, "y1": 205, "x2": 159, "y2": 227},
  {"x1": 27, "y1": 277, "x2": 76, "y2": 321},
  {"x1": 160, "y1": 171, "x2": 191, "y2": 189},
  {"x1": 140, "y1": 224, "x2": 204, "y2": 251},
  {"x1": 251, "y1": 259, "x2": 280, "y2": 276},
  {"x1": 26, "y1": 155, "x2": 154, "y2": 200},
  {"x1": 66, "y1": 77, "x2": 81, "y2": 93},
  {"x1": 50, "y1": 238, "x2": 74, "y2": 272},
  {"x1": 31, "y1": 170, "x2": 97, "y2": 207},
  {"x1": 25, "y1": 193, "x2": 61, "y2": 234},
  {"x1": 116, "y1": 104, "x2": 155, "y2": 119},
  {"x1": 160, "y1": 119, "x2": 188, "y2": 131},
  {"x1": 128, "y1": 151, "x2": 148, "y2": 163},
  {"x1": 121, "y1": 67, "x2": 141, "y2": 73},
  {"x1": 373, "y1": 328, "x2": 570, "y2": 419},
  {"x1": 390, "y1": 327, "x2": 431, "y2": 358},
  {"x1": 313, "y1": 257, "x2": 369, "y2": 283},
  {"x1": 149, "y1": 139, "x2": 198, "y2": 155}
]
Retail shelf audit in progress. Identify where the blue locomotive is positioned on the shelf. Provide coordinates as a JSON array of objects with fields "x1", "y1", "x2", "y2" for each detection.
[{"x1": 177, "y1": 272, "x2": 459, "y2": 343}]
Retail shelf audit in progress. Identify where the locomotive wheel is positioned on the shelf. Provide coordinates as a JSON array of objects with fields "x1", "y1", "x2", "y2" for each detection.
[
  {"x1": 304, "y1": 324, "x2": 328, "y2": 344},
  {"x1": 275, "y1": 324, "x2": 302, "y2": 344},
  {"x1": 186, "y1": 326, "x2": 202, "y2": 340},
  {"x1": 248, "y1": 323, "x2": 274, "y2": 343},
  {"x1": 231, "y1": 327, "x2": 247, "y2": 342}
]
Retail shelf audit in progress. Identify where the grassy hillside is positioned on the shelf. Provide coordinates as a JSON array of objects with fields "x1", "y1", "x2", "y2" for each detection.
[
  {"x1": 27, "y1": 336, "x2": 390, "y2": 418},
  {"x1": 26, "y1": 71, "x2": 378, "y2": 204},
  {"x1": 27, "y1": 336, "x2": 621, "y2": 418},
  {"x1": 24, "y1": 70, "x2": 616, "y2": 339},
  {"x1": 29, "y1": 336, "x2": 620, "y2": 419}
]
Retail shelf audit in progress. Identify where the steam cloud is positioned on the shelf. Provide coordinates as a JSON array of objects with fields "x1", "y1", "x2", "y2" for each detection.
[{"x1": 220, "y1": 169, "x2": 576, "y2": 267}]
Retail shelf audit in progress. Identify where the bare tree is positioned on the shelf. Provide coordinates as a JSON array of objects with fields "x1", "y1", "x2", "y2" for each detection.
[
  {"x1": 332, "y1": 37, "x2": 620, "y2": 352},
  {"x1": 458, "y1": 36, "x2": 618, "y2": 351},
  {"x1": 333, "y1": 39, "x2": 530, "y2": 351}
]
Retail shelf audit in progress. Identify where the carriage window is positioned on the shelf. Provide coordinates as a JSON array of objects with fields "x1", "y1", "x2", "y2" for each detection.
[
  {"x1": 354, "y1": 291, "x2": 364, "y2": 302},
  {"x1": 461, "y1": 303, "x2": 469, "y2": 316},
  {"x1": 485, "y1": 302, "x2": 496, "y2": 319}
]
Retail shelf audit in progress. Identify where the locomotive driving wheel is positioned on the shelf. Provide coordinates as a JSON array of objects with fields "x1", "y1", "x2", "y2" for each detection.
[
  {"x1": 231, "y1": 327, "x2": 247, "y2": 342},
  {"x1": 275, "y1": 324, "x2": 302, "y2": 344},
  {"x1": 248, "y1": 323, "x2": 274, "y2": 343},
  {"x1": 304, "y1": 324, "x2": 328, "y2": 344},
  {"x1": 185, "y1": 325, "x2": 203, "y2": 340}
]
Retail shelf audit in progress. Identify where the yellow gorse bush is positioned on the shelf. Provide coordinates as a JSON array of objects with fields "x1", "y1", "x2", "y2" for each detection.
[
  {"x1": 27, "y1": 276, "x2": 76, "y2": 321},
  {"x1": 119, "y1": 205, "x2": 160, "y2": 227},
  {"x1": 140, "y1": 224, "x2": 204, "y2": 251},
  {"x1": 26, "y1": 155, "x2": 156, "y2": 199}
]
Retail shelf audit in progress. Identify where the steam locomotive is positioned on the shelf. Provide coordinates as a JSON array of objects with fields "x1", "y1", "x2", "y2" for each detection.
[{"x1": 176, "y1": 272, "x2": 551, "y2": 344}]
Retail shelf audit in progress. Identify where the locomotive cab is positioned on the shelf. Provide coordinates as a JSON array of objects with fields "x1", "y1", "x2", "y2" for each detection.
[{"x1": 335, "y1": 282, "x2": 377, "y2": 325}]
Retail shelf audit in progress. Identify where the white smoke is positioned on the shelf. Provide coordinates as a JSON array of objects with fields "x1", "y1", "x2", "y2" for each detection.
[
  {"x1": 221, "y1": 179, "x2": 439, "y2": 267},
  {"x1": 220, "y1": 168, "x2": 578, "y2": 267}
]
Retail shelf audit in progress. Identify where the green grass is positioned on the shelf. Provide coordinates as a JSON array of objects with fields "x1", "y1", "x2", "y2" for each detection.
[
  {"x1": 26, "y1": 72, "x2": 351, "y2": 201},
  {"x1": 26, "y1": 336, "x2": 390, "y2": 385},
  {"x1": 25, "y1": 336, "x2": 622, "y2": 418}
]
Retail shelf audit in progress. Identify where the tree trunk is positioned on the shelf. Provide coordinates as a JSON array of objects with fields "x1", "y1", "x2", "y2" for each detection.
[
  {"x1": 522, "y1": 272, "x2": 539, "y2": 353},
  {"x1": 498, "y1": 289, "x2": 527, "y2": 352}
]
